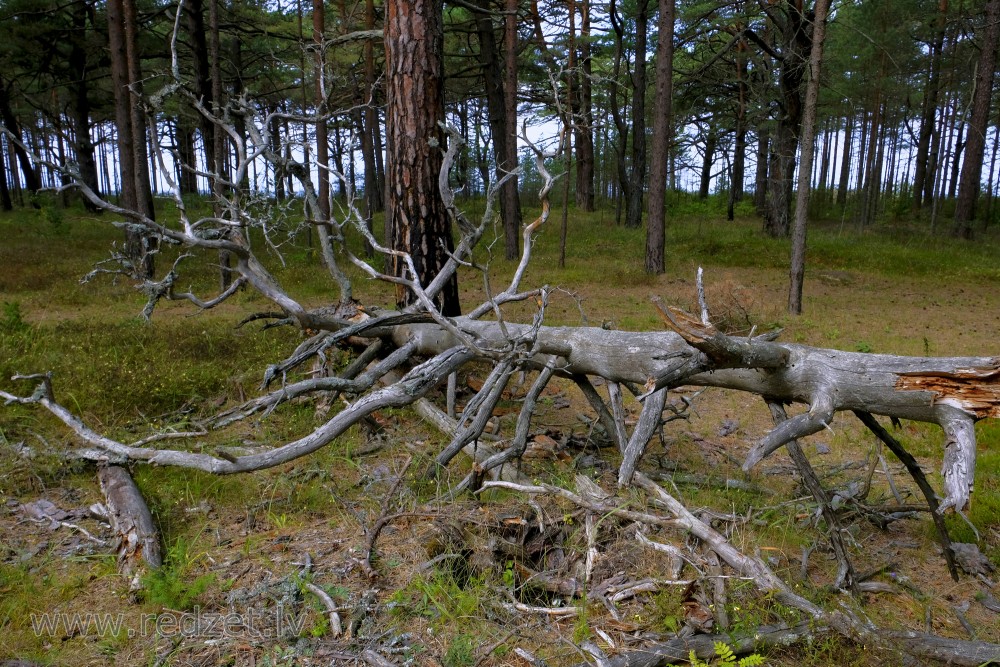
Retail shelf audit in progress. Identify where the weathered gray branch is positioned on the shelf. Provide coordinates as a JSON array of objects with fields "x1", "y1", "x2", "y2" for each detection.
[{"x1": 4, "y1": 348, "x2": 472, "y2": 473}]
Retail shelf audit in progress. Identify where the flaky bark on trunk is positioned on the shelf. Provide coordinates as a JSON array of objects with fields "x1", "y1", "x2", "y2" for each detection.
[{"x1": 384, "y1": 0, "x2": 460, "y2": 316}]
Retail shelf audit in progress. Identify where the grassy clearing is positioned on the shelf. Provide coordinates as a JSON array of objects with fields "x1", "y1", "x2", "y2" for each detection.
[{"x1": 1, "y1": 196, "x2": 999, "y2": 665}]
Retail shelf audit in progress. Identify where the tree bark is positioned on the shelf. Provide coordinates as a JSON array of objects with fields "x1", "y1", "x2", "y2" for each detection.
[
  {"x1": 645, "y1": 0, "x2": 674, "y2": 273},
  {"x1": 0, "y1": 79, "x2": 41, "y2": 196},
  {"x1": 624, "y1": 0, "x2": 650, "y2": 229},
  {"x1": 67, "y1": 0, "x2": 101, "y2": 210},
  {"x1": 788, "y1": 0, "x2": 830, "y2": 315},
  {"x1": 314, "y1": 0, "x2": 330, "y2": 226},
  {"x1": 609, "y1": 0, "x2": 629, "y2": 226},
  {"x1": 385, "y1": 0, "x2": 460, "y2": 316},
  {"x1": 698, "y1": 126, "x2": 717, "y2": 199},
  {"x1": 753, "y1": 125, "x2": 769, "y2": 215},
  {"x1": 574, "y1": 0, "x2": 595, "y2": 212},
  {"x1": 98, "y1": 465, "x2": 162, "y2": 583},
  {"x1": 763, "y1": 1, "x2": 809, "y2": 238},
  {"x1": 0, "y1": 135, "x2": 11, "y2": 211},
  {"x1": 954, "y1": 0, "x2": 1000, "y2": 235},
  {"x1": 913, "y1": 0, "x2": 948, "y2": 212},
  {"x1": 106, "y1": 0, "x2": 152, "y2": 276},
  {"x1": 362, "y1": 0, "x2": 384, "y2": 218},
  {"x1": 788, "y1": 0, "x2": 831, "y2": 315},
  {"x1": 121, "y1": 0, "x2": 154, "y2": 224},
  {"x1": 185, "y1": 0, "x2": 213, "y2": 193},
  {"x1": 728, "y1": 34, "x2": 748, "y2": 221},
  {"x1": 503, "y1": 0, "x2": 521, "y2": 242},
  {"x1": 474, "y1": 0, "x2": 522, "y2": 261}
]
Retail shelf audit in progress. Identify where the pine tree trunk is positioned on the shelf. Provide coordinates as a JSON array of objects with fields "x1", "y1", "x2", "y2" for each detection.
[
  {"x1": 503, "y1": 0, "x2": 521, "y2": 233},
  {"x1": 106, "y1": 0, "x2": 153, "y2": 275},
  {"x1": 385, "y1": 0, "x2": 460, "y2": 316},
  {"x1": 122, "y1": 0, "x2": 154, "y2": 223},
  {"x1": 0, "y1": 135, "x2": 10, "y2": 211},
  {"x1": 268, "y1": 109, "x2": 285, "y2": 201},
  {"x1": 913, "y1": 0, "x2": 948, "y2": 212},
  {"x1": 313, "y1": 0, "x2": 330, "y2": 222},
  {"x1": 954, "y1": 2, "x2": 1000, "y2": 234},
  {"x1": 363, "y1": 0, "x2": 383, "y2": 212},
  {"x1": 789, "y1": 0, "x2": 831, "y2": 315},
  {"x1": 646, "y1": 0, "x2": 674, "y2": 273},
  {"x1": 68, "y1": 1, "x2": 100, "y2": 209},
  {"x1": 608, "y1": 0, "x2": 629, "y2": 226},
  {"x1": 835, "y1": 114, "x2": 852, "y2": 207},
  {"x1": 698, "y1": 127, "x2": 716, "y2": 199},
  {"x1": 475, "y1": 0, "x2": 521, "y2": 260},
  {"x1": 754, "y1": 126, "x2": 769, "y2": 215},
  {"x1": 574, "y1": 0, "x2": 595, "y2": 212},
  {"x1": 624, "y1": 0, "x2": 650, "y2": 229},
  {"x1": 763, "y1": 1, "x2": 808, "y2": 238},
  {"x1": 0, "y1": 80, "x2": 40, "y2": 195},
  {"x1": 947, "y1": 122, "x2": 965, "y2": 202},
  {"x1": 728, "y1": 29, "x2": 748, "y2": 221}
]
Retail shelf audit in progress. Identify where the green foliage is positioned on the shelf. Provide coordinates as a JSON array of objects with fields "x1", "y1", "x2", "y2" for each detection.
[
  {"x1": 389, "y1": 569, "x2": 484, "y2": 627},
  {"x1": 443, "y1": 634, "x2": 476, "y2": 667},
  {"x1": 1, "y1": 301, "x2": 31, "y2": 335},
  {"x1": 650, "y1": 588, "x2": 683, "y2": 633},
  {"x1": 39, "y1": 205, "x2": 66, "y2": 231},
  {"x1": 572, "y1": 602, "x2": 591, "y2": 643},
  {"x1": 141, "y1": 537, "x2": 216, "y2": 610},
  {"x1": 688, "y1": 642, "x2": 766, "y2": 667}
]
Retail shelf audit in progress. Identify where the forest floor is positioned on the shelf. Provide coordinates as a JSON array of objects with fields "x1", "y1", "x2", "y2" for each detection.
[{"x1": 1, "y1": 195, "x2": 999, "y2": 667}]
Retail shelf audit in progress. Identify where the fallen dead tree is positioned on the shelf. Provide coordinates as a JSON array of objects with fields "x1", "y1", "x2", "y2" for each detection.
[{"x1": 2, "y1": 41, "x2": 998, "y2": 664}]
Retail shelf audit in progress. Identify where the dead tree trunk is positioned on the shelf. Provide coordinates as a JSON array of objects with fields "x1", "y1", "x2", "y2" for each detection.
[{"x1": 97, "y1": 465, "x2": 162, "y2": 587}]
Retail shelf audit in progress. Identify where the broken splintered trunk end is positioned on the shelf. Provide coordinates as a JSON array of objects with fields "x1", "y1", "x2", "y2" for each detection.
[
  {"x1": 97, "y1": 465, "x2": 162, "y2": 588},
  {"x1": 655, "y1": 304, "x2": 991, "y2": 516}
]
